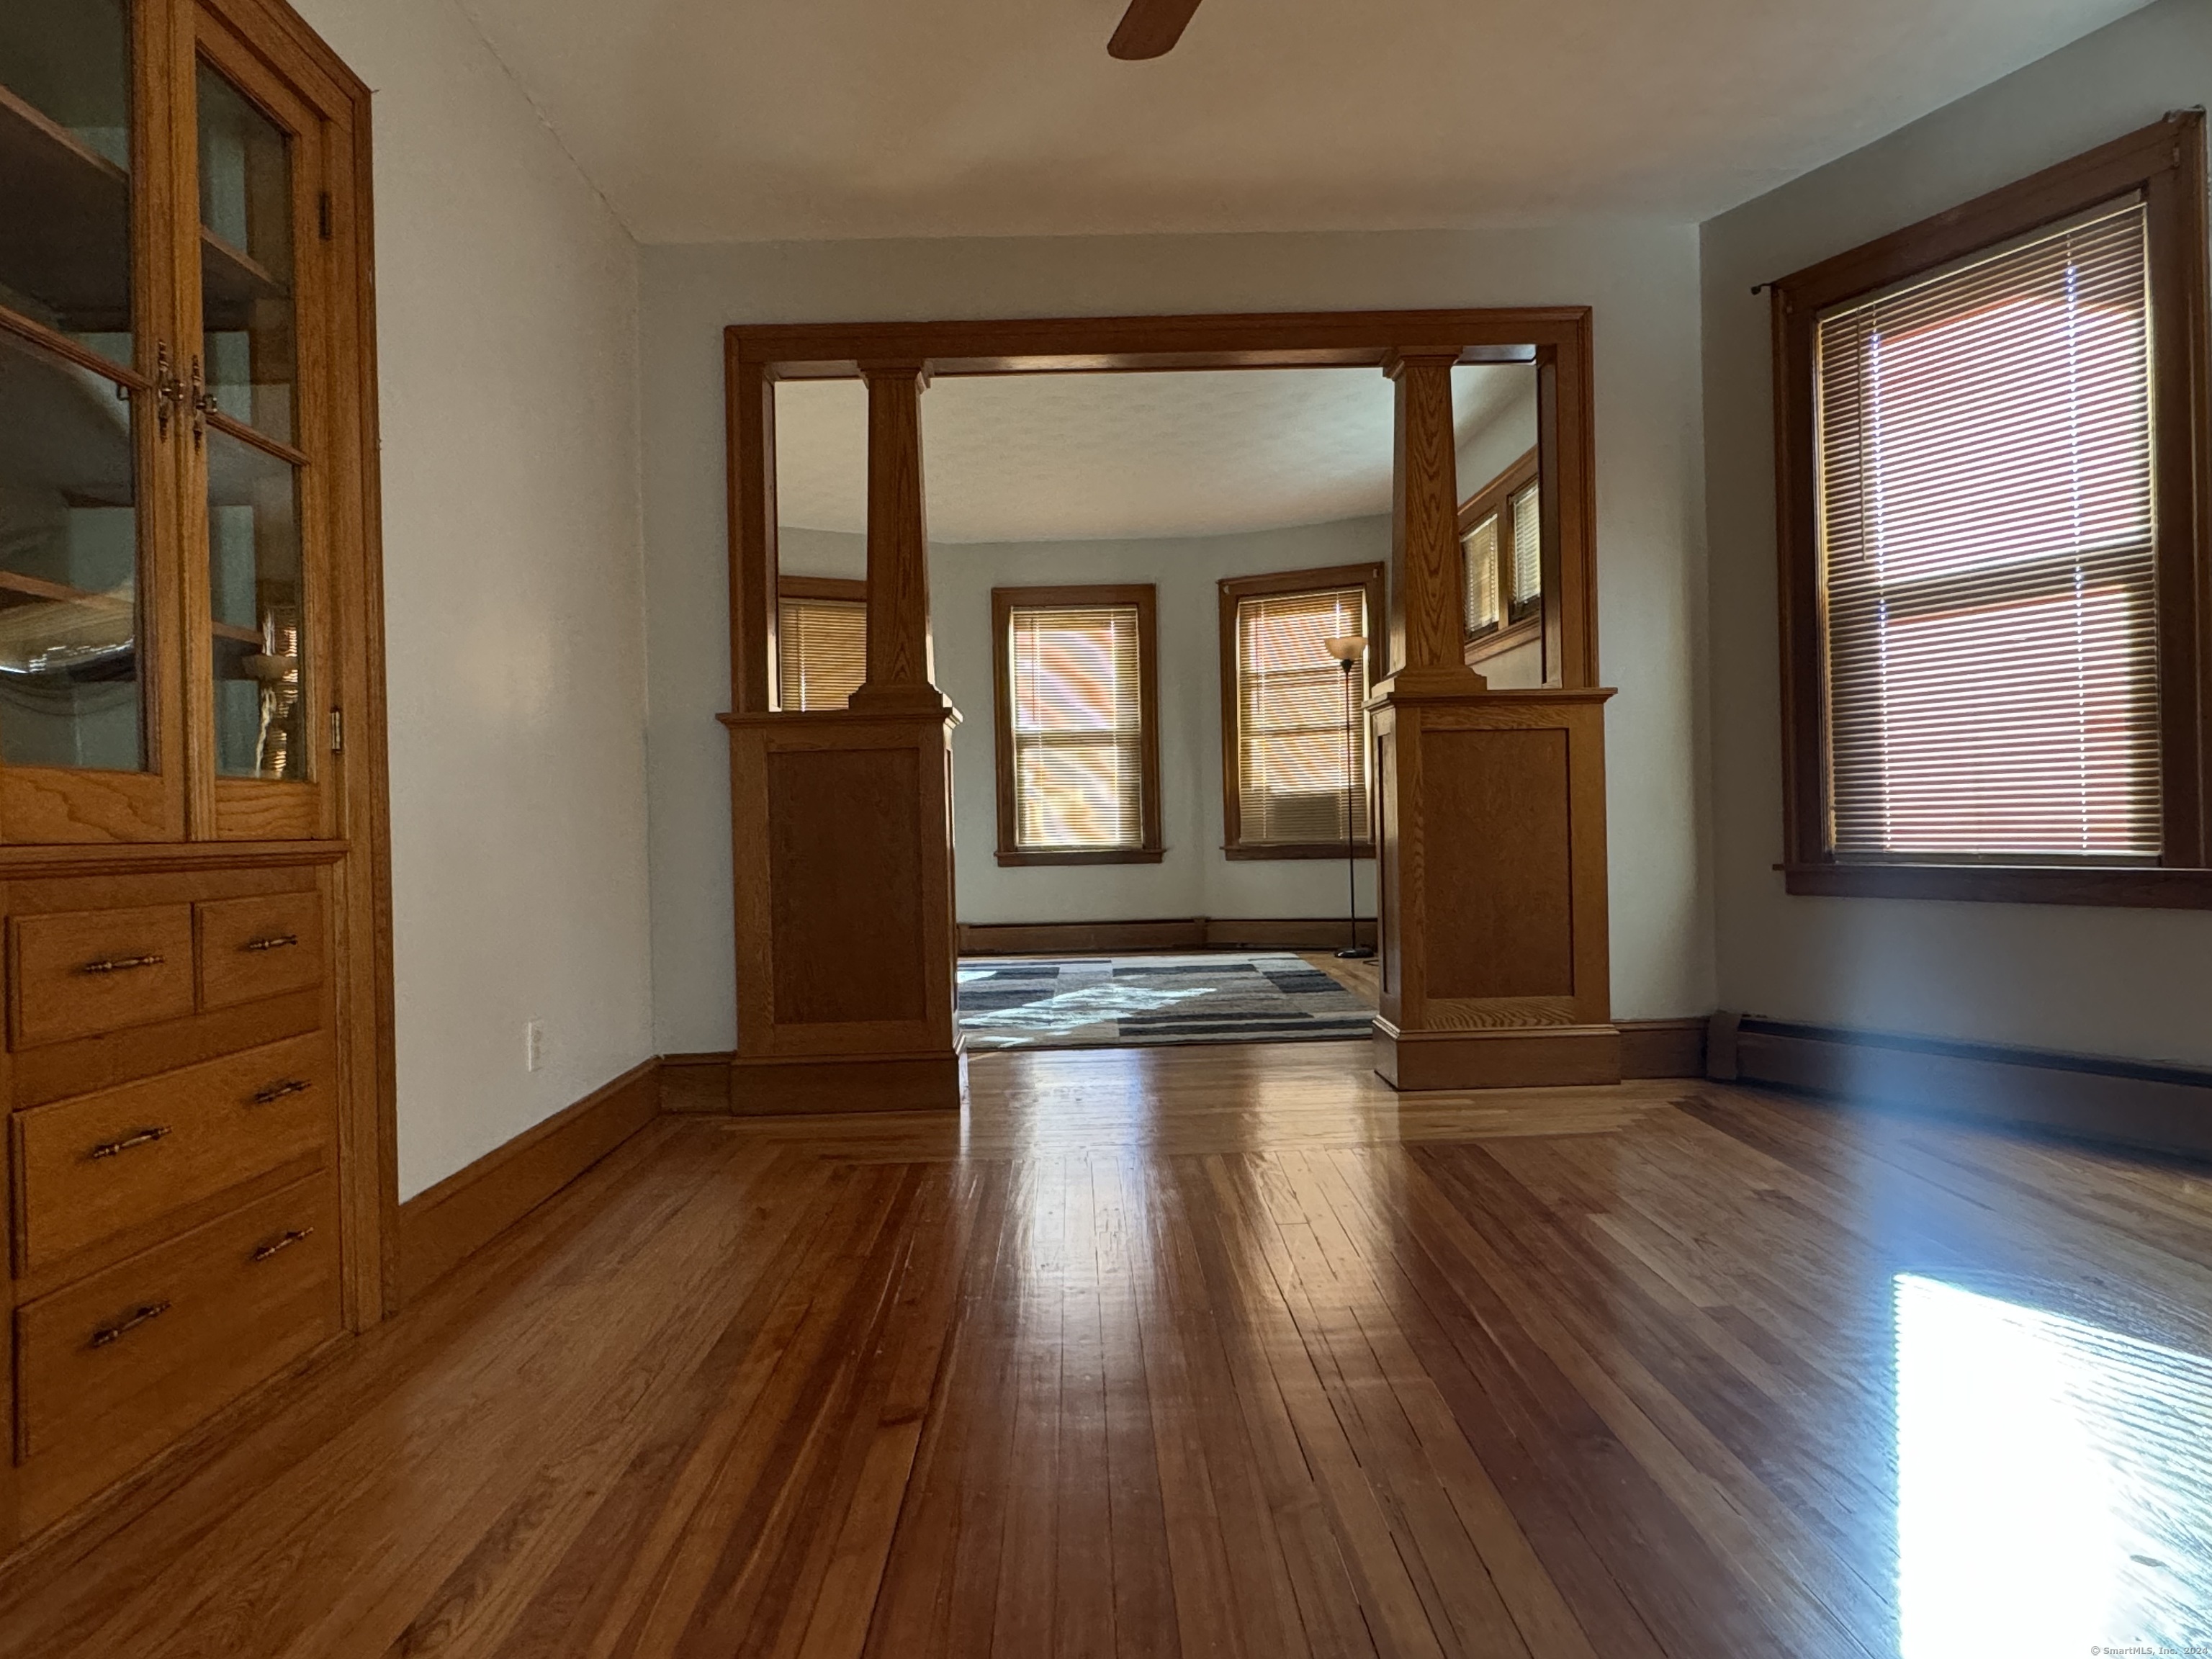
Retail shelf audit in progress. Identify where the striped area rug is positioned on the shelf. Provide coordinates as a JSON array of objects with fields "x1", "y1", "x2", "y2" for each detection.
[{"x1": 957, "y1": 951, "x2": 1375, "y2": 1052}]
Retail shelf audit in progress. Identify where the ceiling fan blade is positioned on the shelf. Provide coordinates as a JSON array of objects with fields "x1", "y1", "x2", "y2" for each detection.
[{"x1": 1108, "y1": 0, "x2": 1204, "y2": 59}]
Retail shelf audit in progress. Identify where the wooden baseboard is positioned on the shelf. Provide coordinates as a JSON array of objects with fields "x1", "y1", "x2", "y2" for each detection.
[
  {"x1": 727, "y1": 1050, "x2": 964, "y2": 1116},
  {"x1": 957, "y1": 917, "x2": 1379, "y2": 956},
  {"x1": 1719, "y1": 1012, "x2": 2212, "y2": 1162},
  {"x1": 660, "y1": 1051, "x2": 735, "y2": 1114},
  {"x1": 1372, "y1": 1020, "x2": 1624, "y2": 1090},
  {"x1": 1618, "y1": 1017, "x2": 1707, "y2": 1079},
  {"x1": 395, "y1": 1059, "x2": 661, "y2": 1304}
]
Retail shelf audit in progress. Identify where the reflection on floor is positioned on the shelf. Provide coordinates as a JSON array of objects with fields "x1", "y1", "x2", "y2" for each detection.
[
  {"x1": 6, "y1": 1043, "x2": 2212, "y2": 1657},
  {"x1": 956, "y1": 949, "x2": 1374, "y2": 1050}
]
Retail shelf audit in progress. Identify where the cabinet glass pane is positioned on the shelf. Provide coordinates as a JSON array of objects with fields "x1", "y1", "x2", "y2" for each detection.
[
  {"x1": 207, "y1": 425, "x2": 305, "y2": 780},
  {"x1": 197, "y1": 63, "x2": 294, "y2": 446},
  {"x1": 0, "y1": 0, "x2": 135, "y2": 367},
  {"x1": 0, "y1": 328, "x2": 143, "y2": 770}
]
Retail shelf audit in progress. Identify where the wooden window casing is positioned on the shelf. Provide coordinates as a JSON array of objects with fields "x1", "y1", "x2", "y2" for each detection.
[
  {"x1": 775, "y1": 575, "x2": 866, "y2": 711},
  {"x1": 991, "y1": 583, "x2": 1163, "y2": 866},
  {"x1": 1771, "y1": 114, "x2": 2212, "y2": 909},
  {"x1": 1218, "y1": 563, "x2": 1385, "y2": 860},
  {"x1": 1458, "y1": 449, "x2": 1542, "y2": 667}
]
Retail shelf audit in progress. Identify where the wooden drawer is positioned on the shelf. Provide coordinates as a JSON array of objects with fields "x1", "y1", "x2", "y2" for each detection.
[
  {"x1": 10, "y1": 905, "x2": 197, "y2": 1049},
  {"x1": 196, "y1": 891, "x2": 324, "y2": 1010},
  {"x1": 14, "y1": 1172, "x2": 339, "y2": 1528},
  {"x1": 12, "y1": 1033, "x2": 335, "y2": 1275}
]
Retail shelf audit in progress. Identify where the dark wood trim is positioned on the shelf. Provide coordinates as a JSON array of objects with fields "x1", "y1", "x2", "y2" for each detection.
[
  {"x1": 395, "y1": 1060, "x2": 660, "y2": 1305},
  {"x1": 1456, "y1": 448, "x2": 1542, "y2": 660},
  {"x1": 1617, "y1": 1017, "x2": 1707, "y2": 1079},
  {"x1": 957, "y1": 917, "x2": 1380, "y2": 955},
  {"x1": 1372, "y1": 1019, "x2": 1623, "y2": 1091},
  {"x1": 1217, "y1": 563, "x2": 1384, "y2": 859},
  {"x1": 991, "y1": 583, "x2": 1164, "y2": 866},
  {"x1": 727, "y1": 1050, "x2": 964, "y2": 1116},
  {"x1": 1722, "y1": 1012, "x2": 2212, "y2": 1163},
  {"x1": 777, "y1": 575, "x2": 866, "y2": 603},
  {"x1": 1770, "y1": 112, "x2": 2212, "y2": 901},
  {"x1": 658, "y1": 1052, "x2": 734, "y2": 1115},
  {"x1": 1781, "y1": 860, "x2": 2212, "y2": 908}
]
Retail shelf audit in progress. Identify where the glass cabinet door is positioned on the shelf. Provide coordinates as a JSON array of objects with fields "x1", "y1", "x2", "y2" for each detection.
[
  {"x1": 191, "y1": 19, "x2": 327, "y2": 837},
  {"x1": 0, "y1": 0, "x2": 173, "y2": 838}
]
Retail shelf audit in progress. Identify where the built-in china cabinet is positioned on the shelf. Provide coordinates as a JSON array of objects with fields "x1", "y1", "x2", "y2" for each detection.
[{"x1": 0, "y1": 0, "x2": 387, "y2": 1552}]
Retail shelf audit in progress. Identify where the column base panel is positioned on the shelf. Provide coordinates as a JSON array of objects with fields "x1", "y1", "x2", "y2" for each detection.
[
  {"x1": 1373, "y1": 1020, "x2": 1622, "y2": 1091},
  {"x1": 726, "y1": 1047, "x2": 966, "y2": 1117}
]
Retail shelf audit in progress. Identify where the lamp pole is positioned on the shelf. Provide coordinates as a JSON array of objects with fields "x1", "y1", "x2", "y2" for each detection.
[{"x1": 1324, "y1": 633, "x2": 1375, "y2": 961}]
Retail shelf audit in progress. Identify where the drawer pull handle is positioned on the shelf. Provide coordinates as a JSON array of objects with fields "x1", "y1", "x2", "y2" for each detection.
[
  {"x1": 252, "y1": 1228, "x2": 313, "y2": 1262},
  {"x1": 80, "y1": 953, "x2": 166, "y2": 976},
  {"x1": 243, "y1": 933, "x2": 300, "y2": 953},
  {"x1": 89, "y1": 1125, "x2": 170, "y2": 1160},
  {"x1": 90, "y1": 1300, "x2": 171, "y2": 1350},
  {"x1": 252, "y1": 1078, "x2": 313, "y2": 1105}
]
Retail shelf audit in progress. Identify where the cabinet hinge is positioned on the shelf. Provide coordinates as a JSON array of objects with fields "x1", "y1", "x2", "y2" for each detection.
[
  {"x1": 318, "y1": 192, "x2": 333, "y2": 241},
  {"x1": 328, "y1": 708, "x2": 343, "y2": 753}
]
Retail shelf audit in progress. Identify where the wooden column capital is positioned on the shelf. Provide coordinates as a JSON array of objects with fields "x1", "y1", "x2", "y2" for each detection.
[
  {"x1": 1382, "y1": 354, "x2": 1486, "y2": 695},
  {"x1": 849, "y1": 365, "x2": 952, "y2": 716}
]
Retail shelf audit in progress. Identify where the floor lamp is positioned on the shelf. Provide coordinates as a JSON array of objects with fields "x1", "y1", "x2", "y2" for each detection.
[{"x1": 1323, "y1": 632, "x2": 1375, "y2": 961}]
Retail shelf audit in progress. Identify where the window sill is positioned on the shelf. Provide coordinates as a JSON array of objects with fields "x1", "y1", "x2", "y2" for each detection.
[
  {"x1": 1781, "y1": 861, "x2": 2212, "y2": 909},
  {"x1": 1223, "y1": 843, "x2": 1376, "y2": 862},
  {"x1": 996, "y1": 847, "x2": 1166, "y2": 868},
  {"x1": 1465, "y1": 616, "x2": 1540, "y2": 667}
]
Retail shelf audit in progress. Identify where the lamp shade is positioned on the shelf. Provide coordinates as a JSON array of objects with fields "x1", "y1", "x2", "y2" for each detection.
[{"x1": 1323, "y1": 633, "x2": 1368, "y2": 664}]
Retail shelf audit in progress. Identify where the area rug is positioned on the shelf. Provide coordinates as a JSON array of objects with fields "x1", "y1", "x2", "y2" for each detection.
[{"x1": 957, "y1": 951, "x2": 1375, "y2": 1051}]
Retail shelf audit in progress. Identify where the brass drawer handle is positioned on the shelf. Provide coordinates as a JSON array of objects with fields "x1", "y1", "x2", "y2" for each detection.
[
  {"x1": 90, "y1": 1300, "x2": 171, "y2": 1350},
  {"x1": 243, "y1": 934, "x2": 300, "y2": 953},
  {"x1": 89, "y1": 1125, "x2": 170, "y2": 1160},
  {"x1": 80, "y1": 953, "x2": 166, "y2": 976},
  {"x1": 252, "y1": 1078, "x2": 313, "y2": 1105},
  {"x1": 252, "y1": 1228, "x2": 313, "y2": 1262}
]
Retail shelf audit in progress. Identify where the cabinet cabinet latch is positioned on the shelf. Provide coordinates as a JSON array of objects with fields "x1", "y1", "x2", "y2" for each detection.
[{"x1": 329, "y1": 709, "x2": 343, "y2": 754}]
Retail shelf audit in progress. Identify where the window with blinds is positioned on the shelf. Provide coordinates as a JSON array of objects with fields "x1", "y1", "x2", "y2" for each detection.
[
  {"x1": 1460, "y1": 451, "x2": 1539, "y2": 644},
  {"x1": 1462, "y1": 515, "x2": 1501, "y2": 636},
  {"x1": 1007, "y1": 601, "x2": 1147, "y2": 851},
  {"x1": 1814, "y1": 196, "x2": 2161, "y2": 863},
  {"x1": 1233, "y1": 584, "x2": 1370, "y2": 848},
  {"x1": 777, "y1": 594, "x2": 867, "y2": 711},
  {"x1": 1509, "y1": 481, "x2": 1542, "y2": 622}
]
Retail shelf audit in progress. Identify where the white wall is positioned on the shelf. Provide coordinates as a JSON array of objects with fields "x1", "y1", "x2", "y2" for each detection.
[
  {"x1": 644, "y1": 226, "x2": 1714, "y2": 1053},
  {"x1": 295, "y1": 0, "x2": 653, "y2": 1197},
  {"x1": 783, "y1": 518, "x2": 1388, "y2": 927},
  {"x1": 1700, "y1": 0, "x2": 2212, "y2": 1065}
]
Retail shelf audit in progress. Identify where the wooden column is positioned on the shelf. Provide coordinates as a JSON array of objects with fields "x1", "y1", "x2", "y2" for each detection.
[
  {"x1": 1370, "y1": 351, "x2": 1620, "y2": 1089},
  {"x1": 720, "y1": 359, "x2": 962, "y2": 1115},
  {"x1": 850, "y1": 361, "x2": 952, "y2": 716}
]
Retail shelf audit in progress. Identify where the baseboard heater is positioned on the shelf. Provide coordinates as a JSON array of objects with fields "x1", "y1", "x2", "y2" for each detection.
[{"x1": 1710, "y1": 1012, "x2": 2212, "y2": 1164}]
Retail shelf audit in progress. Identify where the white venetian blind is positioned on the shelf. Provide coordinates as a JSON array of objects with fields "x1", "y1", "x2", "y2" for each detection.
[
  {"x1": 1236, "y1": 585, "x2": 1370, "y2": 846},
  {"x1": 1463, "y1": 514, "x2": 1501, "y2": 636},
  {"x1": 1009, "y1": 603, "x2": 1145, "y2": 850},
  {"x1": 1509, "y1": 482, "x2": 1542, "y2": 619},
  {"x1": 1815, "y1": 196, "x2": 2162, "y2": 863},
  {"x1": 778, "y1": 596, "x2": 867, "y2": 711}
]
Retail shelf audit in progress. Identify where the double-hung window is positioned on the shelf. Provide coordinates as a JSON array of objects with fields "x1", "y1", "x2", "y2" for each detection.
[
  {"x1": 991, "y1": 585, "x2": 1162, "y2": 865},
  {"x1": 1460, "y1": 449, "x2": 1541, "y2": 659},
  {"x1": 776, "y1": 577, "x2": 867, "y2": 711},
  {"x1": 1772, "y1": 115, "x2": 2212, "y2": 906},
  {"x1": 1218, "y1": 564, "x2": 1383, "y2": 858}
]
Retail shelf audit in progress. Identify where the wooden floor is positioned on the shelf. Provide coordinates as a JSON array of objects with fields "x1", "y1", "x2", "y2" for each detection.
[{"x1": 6, "y1": 1040, "x2": 2212, "y2": 1656}]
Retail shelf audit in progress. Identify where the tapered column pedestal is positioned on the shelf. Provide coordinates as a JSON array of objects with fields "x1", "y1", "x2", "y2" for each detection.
[
  {"x1": 1370, "y1": 685, "x2": 1619, "y2": 1089},
  {"x1": 721, "y1": 708, "x2": 963, "y2": 1112}
]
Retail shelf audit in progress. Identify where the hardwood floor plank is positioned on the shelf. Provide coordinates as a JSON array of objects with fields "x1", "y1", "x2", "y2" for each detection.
[{"x1": 6, "y1": 1045, "x2": 2212, "y2": 1658}]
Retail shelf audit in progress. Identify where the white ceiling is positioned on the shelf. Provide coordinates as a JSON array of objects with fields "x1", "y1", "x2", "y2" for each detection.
[
  {"x1": 456, "y1": 0, "x2": 2146, "y2": 242},
  {"x1": 775, "y1": 364, "x2": 1531, "y2": 543}
]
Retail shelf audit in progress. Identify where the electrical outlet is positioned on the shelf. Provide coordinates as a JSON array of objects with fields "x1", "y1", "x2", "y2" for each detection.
[{"x1": 525, "y1": 1020, "x2": 544, "y2": 1073}]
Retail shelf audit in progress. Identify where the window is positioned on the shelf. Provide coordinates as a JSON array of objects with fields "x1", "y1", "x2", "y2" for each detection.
[
  {"x1": 1218, "y1": 564, "x2": 1384, "y2": 858},
  {"x1": 991, "y1": 585, "x2": 1162, "y2": 865},
  {"x1": 1773, "y1": 115, "x2": 2212, "y2": 906},
  {"x1": 1460, "y1": 449, "x2": 1541, "y2": 658},
  {"x1": 776, "y1": 577, "x2": 866, "y2": 711}
]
